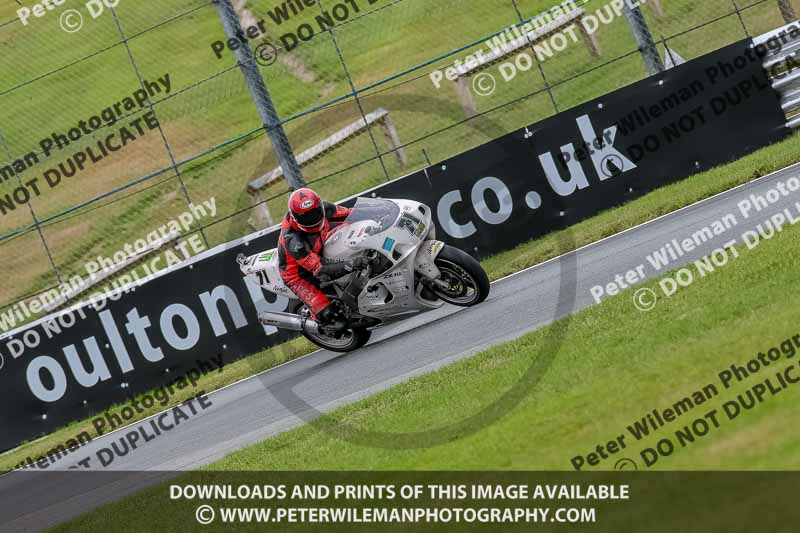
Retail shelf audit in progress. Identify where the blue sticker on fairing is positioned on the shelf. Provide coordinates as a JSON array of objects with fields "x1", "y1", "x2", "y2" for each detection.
[{"x1": 382, "y1": 237, "x2": 395, "y2": 251}]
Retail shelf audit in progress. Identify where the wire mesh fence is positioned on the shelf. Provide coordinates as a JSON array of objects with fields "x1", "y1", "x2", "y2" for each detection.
[{"x1": 0, "y1": 0, "x2": 797, "y2": 330}]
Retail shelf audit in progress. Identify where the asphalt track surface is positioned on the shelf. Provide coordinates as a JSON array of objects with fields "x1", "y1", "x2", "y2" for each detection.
[{"x1": 3, "y1": 161, "x2": 800, "y2": 532}]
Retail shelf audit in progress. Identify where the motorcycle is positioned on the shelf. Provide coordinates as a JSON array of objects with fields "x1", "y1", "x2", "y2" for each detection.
[{"x1": 237, "y1": 197, "x2": 490, "y2": 352}]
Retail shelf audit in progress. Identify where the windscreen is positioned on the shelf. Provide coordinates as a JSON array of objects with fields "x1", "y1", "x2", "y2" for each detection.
[{"x1": 344, "y1": 198, "x2": 401, "y2": 234}]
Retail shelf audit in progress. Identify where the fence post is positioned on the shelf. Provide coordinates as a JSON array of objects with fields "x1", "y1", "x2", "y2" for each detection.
[
  {"x1": 623, "y1": 3, "x2": 665, "y2": 76},
  {"x1": 778, "y1": 0, "x2": 798, "y2": 23},
  {"x1": 213, "y1": 0, "x2": 305, "y2": 190}
]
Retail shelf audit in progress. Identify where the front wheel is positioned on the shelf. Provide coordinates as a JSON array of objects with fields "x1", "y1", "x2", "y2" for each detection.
[{"x1": 431, "y1": 245, "x2": 490, "y2": 307}]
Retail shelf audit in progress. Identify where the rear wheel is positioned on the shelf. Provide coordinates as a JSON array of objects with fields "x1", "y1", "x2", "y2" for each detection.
[
  {"x1": 293, "y1": 303, "x2": 372, "y2": 353},
  {"x1": 431, "y1": 245, "x2": 490, "y2": 306},
  {"x1": 304, "y1": 326, "x2": 372, "y2": 353}
]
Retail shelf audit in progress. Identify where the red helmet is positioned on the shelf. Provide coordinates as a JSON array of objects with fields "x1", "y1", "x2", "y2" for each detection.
[{"x1": 288, "y1": 188, "x2": 325, "y2": 232}]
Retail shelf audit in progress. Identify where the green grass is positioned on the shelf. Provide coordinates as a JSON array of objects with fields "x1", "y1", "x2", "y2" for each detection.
[
  {"x1": 48, "y1": 129, "x2": 800, "y2": 533},
  {"x1": 2, "y1": 0, "x2": 792, "y2": 308},
  {"x1": 201, "y1": 203, "x2": 800, "y2": 472},
  {"x1": 4, "y1": 130, "x2": 799, "y2": 472}
]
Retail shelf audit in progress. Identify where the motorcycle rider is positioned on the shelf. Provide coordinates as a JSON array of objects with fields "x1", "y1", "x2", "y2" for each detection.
[{"x1": 278, "y1": 188, "x2": 367, "y2": 327}]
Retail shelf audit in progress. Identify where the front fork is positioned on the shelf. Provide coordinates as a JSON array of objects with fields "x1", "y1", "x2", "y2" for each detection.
[{"x1": 414, "y1": 239, "x2": 448, "y2": 291}]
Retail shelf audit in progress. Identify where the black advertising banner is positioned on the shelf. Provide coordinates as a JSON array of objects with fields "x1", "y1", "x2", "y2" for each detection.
[
  {"x1": 0, "y1": 39, "x2": 789, "y2": 453},
  {"x1": 391, "y1": 39, "x2": 790, "y2": 255},
  {"x1": 0, "y1": 228, "x2": 294, "y2": 454}
]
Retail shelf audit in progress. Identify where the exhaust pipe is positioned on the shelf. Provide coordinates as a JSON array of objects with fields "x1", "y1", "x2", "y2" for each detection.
[{"x1": 258, "y1": 311, "x2": 320, "y2": 334}]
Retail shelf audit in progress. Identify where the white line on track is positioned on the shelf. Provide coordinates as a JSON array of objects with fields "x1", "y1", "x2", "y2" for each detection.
[{"x1": 5, "y1": 159, "x2": 800, "y2": 475}]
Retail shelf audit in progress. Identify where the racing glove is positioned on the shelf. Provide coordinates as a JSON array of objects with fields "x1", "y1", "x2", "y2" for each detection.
[
  {"x1": 318, "y1": 256, "x2": 373, "y2": 281},
  {"x1": 317, "y1": 261, "x2": 354, "y2": 281},
  {"x1": 351, "y1": 256, "x2": 371, "y2": 270}
]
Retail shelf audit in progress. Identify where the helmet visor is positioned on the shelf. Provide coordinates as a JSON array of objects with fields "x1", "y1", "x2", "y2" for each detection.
[{"x1": 294, "y1": 204, "x2": 324, "y2": 228}]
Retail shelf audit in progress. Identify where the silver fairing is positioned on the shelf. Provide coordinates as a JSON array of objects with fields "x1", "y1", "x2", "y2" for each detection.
[
  {"x1": 323, "y1": 198, "x2": 444, "y2": 320},
  {"x1": 239, "y1": 198, "x2": 445, "y2": 321}
]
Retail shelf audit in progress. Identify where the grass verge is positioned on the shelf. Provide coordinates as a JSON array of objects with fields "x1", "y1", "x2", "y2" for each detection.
[
  {"x1": 196, "y1": 202, "x2": 800, "y2": 471},
  {"x1": 49, "y1": 134, "x2": 800, "y2": 532},
  {"x1": 4, "y1": 132, "x2": 800, "y2": 473}
]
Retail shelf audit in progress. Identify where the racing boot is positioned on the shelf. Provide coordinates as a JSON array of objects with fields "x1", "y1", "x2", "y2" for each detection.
[{"x1": 316, "y1": 304, "x2": 348, "y2": 333}]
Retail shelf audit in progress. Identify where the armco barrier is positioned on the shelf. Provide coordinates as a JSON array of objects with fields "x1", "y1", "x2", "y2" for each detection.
[{"x1": 0, "y1": 39, "x2": 789, "y2": 453}]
